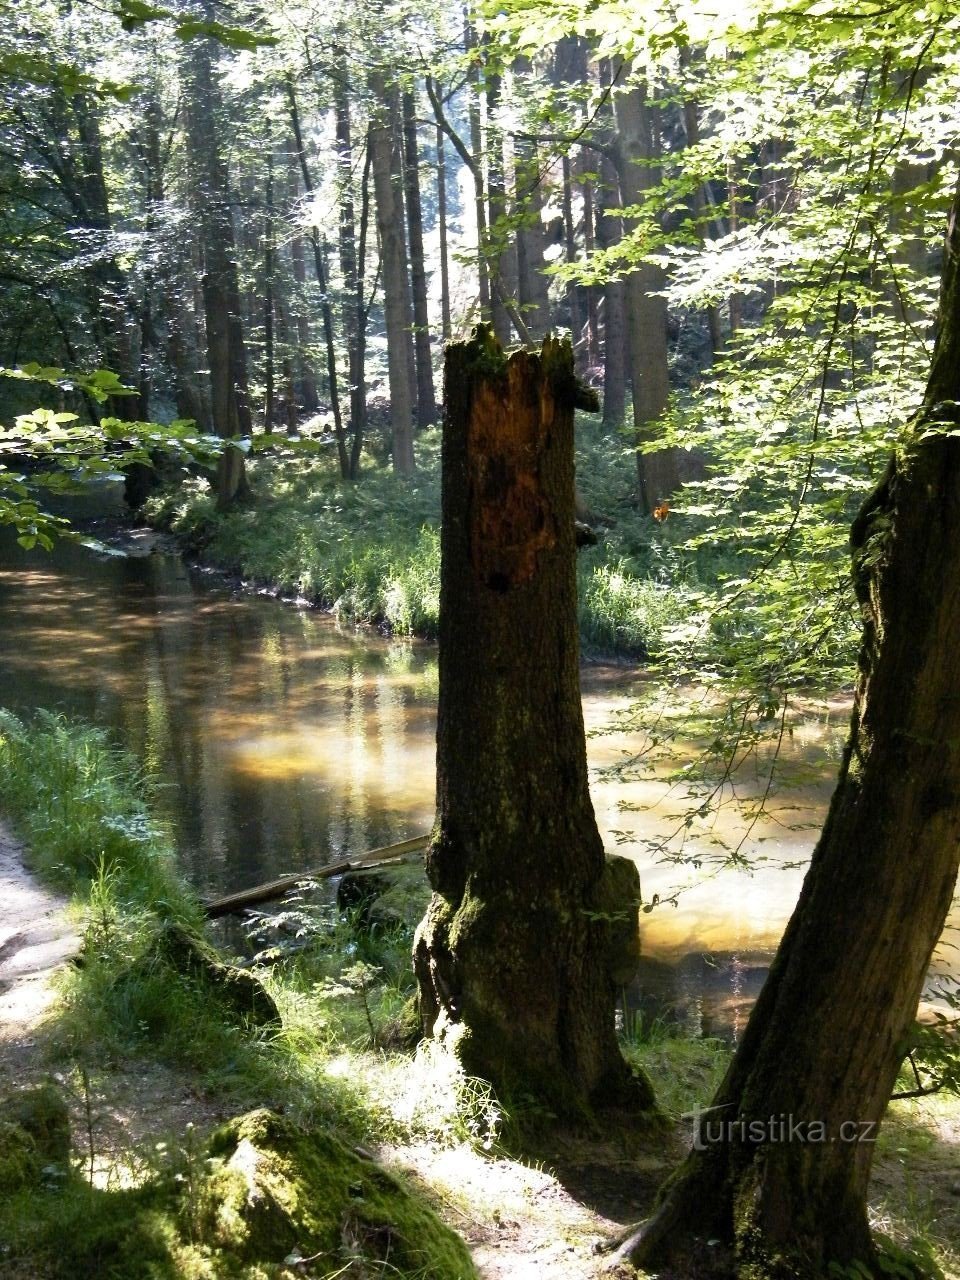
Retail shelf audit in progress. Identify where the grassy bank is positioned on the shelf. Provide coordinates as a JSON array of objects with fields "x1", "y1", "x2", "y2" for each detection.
[
  {"x1": 2, "y1": 712, "x2": 955, "y2": 1279},
  {"x1": 145, "y1": 427, "x2": 691, "y2": 659}
]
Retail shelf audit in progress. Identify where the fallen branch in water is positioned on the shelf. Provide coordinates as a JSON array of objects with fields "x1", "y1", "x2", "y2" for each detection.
[{"x1": 202, "y1": 834, "x2": 430, "y2": 919}]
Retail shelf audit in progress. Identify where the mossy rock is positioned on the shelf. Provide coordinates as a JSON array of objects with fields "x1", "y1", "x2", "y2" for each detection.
[
  {"x1": 150, "y1": 922, "x2": 281, "y2": 1028},
  {"x1": 0, "y1": 1120, "x2": 40, "y2": 1192},
  {"x1": 198, "y1": 1109, "x2": 476, "y2": 1278},
  {"x1": 2, "y1": 1082, "x2": 70, "y2": 1169}
]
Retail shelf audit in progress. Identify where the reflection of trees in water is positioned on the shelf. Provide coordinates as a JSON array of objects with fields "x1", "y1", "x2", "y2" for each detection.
[{"x1": 627, "y1": 951, "x2": 772, "y2": 1043}]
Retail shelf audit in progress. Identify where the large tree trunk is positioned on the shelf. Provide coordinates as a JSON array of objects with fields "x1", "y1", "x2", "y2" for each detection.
[
  {"x1": 616, "y1": 184, "x2": 960, "y2": 1280},
  {"x1": 414, "y1": 327, "x2": 656, "y2": 1118}
]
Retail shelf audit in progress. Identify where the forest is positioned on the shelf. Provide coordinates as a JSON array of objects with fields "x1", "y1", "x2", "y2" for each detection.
[{"x1": 0, "y1": 0, "x2": 959, "y2": 1278}]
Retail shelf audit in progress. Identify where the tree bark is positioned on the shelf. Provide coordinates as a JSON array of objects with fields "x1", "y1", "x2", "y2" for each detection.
[
  {"x1": 333, "y1": 68, "x2": 369, "y2": 477},
  {"x1": 414, "y1": 327, "x2": 656, "y2": 1118},
  {"x1": 287, "y1": 82, "x2": 350, "y2": 478},
  {"x1": 513, "y1": 56, "x2": 551, "y2": 341},
  {"x1": 610, "y1": 69, "x2": 679, "y2": 513},
  {"x1": 182, "y1": 16, "x2": 251, "y2": 509},
  {"x1": 596, "y1": 147, "x2": 627, "y2": 428},
  {"x1": 402, "y1": 88, "x2": 438, "y2": 427},
  {"x1": 617, "y1": 182, "x2": 960, "y2": 1280},
  {"x1": 436, "y1": 123, "x2": 452, "y2": 341},
  {"x1": 370, "y1": 71, "x2": 416, "y2": 475}
]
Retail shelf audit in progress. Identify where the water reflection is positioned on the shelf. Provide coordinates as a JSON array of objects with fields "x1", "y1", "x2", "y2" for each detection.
[{"x1": 0, "y1": 527, "x2": 955, "y2": 1041}]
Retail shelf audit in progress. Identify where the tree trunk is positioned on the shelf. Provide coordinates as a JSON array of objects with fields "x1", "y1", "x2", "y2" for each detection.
[
  {"x1": 464, "y1": 20, "x2": 491, "y2": 320},
  {"x1": 561, "y1": 154, "x2": 585, "y2": 367},
  {"x1": 596, "y1": 147, "x2": 627, "y2": 428},
  {"x1": 370, "y1": 71, "x2": 416, "y2": 475},
  {"x1": 287, "y1": 82, "x2": 350, "y2": 478},
  {"x1": 436, "y1": 123, "x2": 452, "y2": 341},
  {"x1": 414, "y1": 327, "x2": 656, "y2": 1118},
  {"x1": 484, "y1": 61, "x2": 514, "y2": 347},
  {"x1": 611, "y1": 69, "x2": 679, "y2": 513},
  {"x1": 333, "y1": 68, "x2": 368, "y2": 477},
  {"x1": 513, "y1": 56, "x2": 551, "y2": 341},
  {"x1": 182, "y1": 18, "x2": 250, "y2": 509},
  {"x1": 402, "y1": 88, "x2": 438, "y2": 427},
  {"x1": 618, "y1": 182, "x2": 960, "y2": 1280}
]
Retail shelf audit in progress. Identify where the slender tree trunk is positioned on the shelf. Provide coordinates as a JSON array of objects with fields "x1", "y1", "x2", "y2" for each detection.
[
  {"x1": 182, "y1": 20, "x2": 250, "y2": 508},
  {"x1": 611, "y1": 68, "x2": 679, "y2": 513},
  {"x1": 333, "y1": 68, "x2": 367, "y2": 475},
  {"x1": 618, "y1": 184, "x2": 960, "y2": 1280},
  {"x1": 596, "y1": 148, "x2": 627, "y2": 429},
  {"x1": 580, "y1": 157, "x2": 600, "y2": 365},
  {"x1": 370, "y1": 70, "x2": 415, "y2": 474},
  {"x1": 402, "y1": 88, "x2": 438, "y2": 426},
  {"x1": 287, "y1": 82, "x2": 350, "y2": 478},
  {"x1": 513, "y1": 56, "x2": 551, "y2": 341},
  {"x1": 388, "y1": 86, "x2": 419, "y2": 417},
  {"x1": 289, "y1": 225, "x2": 320, "y2": 414},
  {"x1": 561, "y1": 154, "x2": 585, "y2": 368},
  {"x1": 484, "y1": 60, "x2": 514, "y2": 346},
  {"x1": 465, "y1": 20, "x2": 491, "y2": 319},
  {"x1": 350, "y1": 137, "x2": 373, "y2": 479},
  {"x1": 263, "y1": 156, "x2": 276, "y2": 430},
  {"x1": 414, "y1": 327, "x2": 657, "y2": 1118},
  {"x1": 436, "y1": 123, "x2": 452, "y2": 340}
]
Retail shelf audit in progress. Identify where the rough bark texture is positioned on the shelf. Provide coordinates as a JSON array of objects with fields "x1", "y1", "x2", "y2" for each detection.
[
  {"x1": 617, "y1": 185, "x2": 960, "y2": 1280},
  {"x1": 414, "y1": 328, "x2": 655, "y2": 1118}
]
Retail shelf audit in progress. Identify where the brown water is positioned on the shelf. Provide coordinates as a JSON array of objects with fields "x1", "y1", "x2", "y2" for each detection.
[{"x1": 0, "y1": 513, "x2": 955, "y2": 1039}]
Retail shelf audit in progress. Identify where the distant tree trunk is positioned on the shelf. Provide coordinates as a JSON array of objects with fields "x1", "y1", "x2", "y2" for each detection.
[
  {"x1": 611, "y1": 69, "x2": 679, "y2": 513},
  {"x1": 464, "y1": 21, "x2": 491, "y2": 320},
  {"x1": 619, "y1": 185, "x2": 960, "y2": 1280},
  {"x1": 484, "y1": 60, "x2": 514, "y2": 346},
  {"x1": 370, "y1": 70, "x2": 416, "y2": 474},
  {"x1": 561, "y1": 154, "x2": 585, "y2": 367},
  {"x1": 287, "y1": 82, "x2": 350, "y2": 479},
  {"x1": 288, "y1": 224, "x2": 320, "y2": 414},
  {"x1": 182, "y1": 19, "x2": 251, "y2": 509},
  {"x1": 580, "y1": 157, "x2": 600, "y2": 365},
  {"x1": 596, "y1": 147, "x2": 627, "y2": 428},
  {"x1": 388, "y1": 86, "x2": 419, "y2": 418},
  {"x1": 350, "y1": 137, "x2": 374, "y2": 479},
  {"x1": 333, "y1": 68, "x2": 368, "y2": 477},
  {"x1": 436, "y1": 123, "x2": 452, "y2": 340},
  {"x1": 513, "y1": 56, "x2": 551, "y2": 341},
  {"x1": 263, "y1": 156, "x2": 276, "y2": 430},
  {"x1": 414, "y1": 327, "x2": 656, "y2": 1118},
  {"x1": 402, "y1": 88, "x2": 438, "y2": 426}
]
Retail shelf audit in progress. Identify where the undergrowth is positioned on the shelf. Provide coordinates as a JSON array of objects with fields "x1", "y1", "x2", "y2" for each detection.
[{"x1": 144, "y1": 425, "x2": 690, "y2": 659}]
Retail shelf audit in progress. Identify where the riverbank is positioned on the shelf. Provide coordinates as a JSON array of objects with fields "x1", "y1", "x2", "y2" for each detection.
[
  {"x1": 142, "y1": 428, "x2": 689, "y2": 659},
  {"x1": 1, "y1": 711, "x2": 958, "y2": 1279}
]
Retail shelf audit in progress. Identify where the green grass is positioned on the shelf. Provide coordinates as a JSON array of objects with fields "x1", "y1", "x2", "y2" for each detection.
[{"x1": 145, "y1": 425, "x2": 691, "y2": 658}]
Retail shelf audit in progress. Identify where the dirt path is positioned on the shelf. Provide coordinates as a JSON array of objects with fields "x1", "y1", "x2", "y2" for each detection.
[{"x1": 0, "y1": 820, "x2": 80, "y2": 1071}]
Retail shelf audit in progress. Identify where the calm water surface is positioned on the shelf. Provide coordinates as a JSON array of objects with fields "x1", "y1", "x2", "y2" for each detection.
[{"x1": 0, "y1": 513, "x2": 955, "y2": 1039}]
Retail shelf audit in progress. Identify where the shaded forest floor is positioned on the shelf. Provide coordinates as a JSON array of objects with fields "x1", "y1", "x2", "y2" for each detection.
[{"x1": 2, "y1": 820, "x2": 959, "y2": 1280}]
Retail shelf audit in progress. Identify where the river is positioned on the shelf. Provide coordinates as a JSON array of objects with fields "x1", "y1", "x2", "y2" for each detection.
[{"x1": 0, "y1": 506, "x2": 955, "y2": 1040}]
